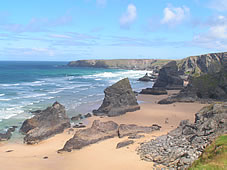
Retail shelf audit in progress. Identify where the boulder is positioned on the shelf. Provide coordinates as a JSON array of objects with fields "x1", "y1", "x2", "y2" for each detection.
[
  {"x1": 71, "y1": 114, "x2": 82, "y2": 121},
  {"x1": 20, "y1": 102, "x2": 71, "y2": 144},
  {"x1": 138, "y1": 73, "x2": 151, "y2": 81},
  {"x1": 59, "y1": 120, "x2": 119, "y2": 152},
  {"x1": 84, "y1": 113, "x2": 92, "y2": 118},
  {"x1": 0, "y1": 126, "x2": 17, "y2": 141},
  {"x1": 59, "y1": 120, "x2": 162, "y2": 152},
  {"x1": 137, "y1": 102, "x2": 227, "y2": 169},
  {"x1": 153, "y1": 61, "x2": 183, "y2": 90},
  {"x1": 116, "y1": 140, "x2": 134, "y2": 149},
  {"x1": 118, "y1": 124, "x2": 161, "y2": 138},
  {"x1": 93, "y1": 78, "x2": 140, "y2": 117},
  {"x1": 140, "y1": 87, "x2": 167, "y2": 95},
  {"x1": 128, "y1": 134, "x2": 145, "y2": 139}
]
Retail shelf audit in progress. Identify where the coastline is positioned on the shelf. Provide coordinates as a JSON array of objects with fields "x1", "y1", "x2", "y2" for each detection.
[{"x1": 0, "y1": 92, "x2": 207, "y2": 170}]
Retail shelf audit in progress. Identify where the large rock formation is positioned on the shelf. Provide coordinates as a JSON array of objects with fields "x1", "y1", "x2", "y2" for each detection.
[
  {"x1": 59, "y1": 120, "x2": 119, "y2": 152},
  {"x1": 59, "y1": 120, "x2": 161, "y2": 152},
  {"x1": 158, "y1": 69, "x2": 227, "y2": 104},
  {"x1": 178, "y1": 52, "x2": 226, "y2": 76},
  {"x1": 153, "y1": 61, "x2": 183, "y2": 90},
  {"x1": 68, "y1": 59, "x2": 171, "y2": 70},
  {"x1": 20, "y1": 102, "x2": 71, "y2": 144},
  {"x1": 137, "y1": 102, "x2": 227, "y2": 169},
  {"x1": 93, "y1": 78, "x2": 140, "y2": 117}
]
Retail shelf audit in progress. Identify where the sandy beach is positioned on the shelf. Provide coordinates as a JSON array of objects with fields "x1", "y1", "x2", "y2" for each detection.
[{"x1": 0, "y1": 92, "x2": 207, "y2": 170}]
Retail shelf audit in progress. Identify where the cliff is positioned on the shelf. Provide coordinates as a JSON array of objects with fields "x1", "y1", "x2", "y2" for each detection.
[
  {"x1": 68, "y1": 59, "x2": 171, "y2": 70},
  {"x1": 177, "y1": 52, "x2": 226, "y2": 77}
]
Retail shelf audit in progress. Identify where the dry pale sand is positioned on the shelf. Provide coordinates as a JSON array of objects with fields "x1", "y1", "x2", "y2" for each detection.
[{"x1": 0, "y1": 92, "x2": 207, "y2": 170}]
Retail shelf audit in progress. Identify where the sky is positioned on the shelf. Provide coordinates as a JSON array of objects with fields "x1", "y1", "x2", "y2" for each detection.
[{"x1": 0, "y1": 0, "x2": 227, "y2": 61}]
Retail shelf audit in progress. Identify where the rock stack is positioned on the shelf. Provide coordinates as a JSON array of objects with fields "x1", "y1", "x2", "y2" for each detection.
[
  {"x1": 20, "y1": 102, "x2": 70, "y2": 144},
  {"x1": 93, "y1": 78, "x2": 140, "y2": 117},
  {"x1": 153, "y1": 61, "x2": 183, "y2": 90}
]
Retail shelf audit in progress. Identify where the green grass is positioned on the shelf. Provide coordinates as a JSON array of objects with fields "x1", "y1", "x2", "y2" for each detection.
[{"x1": 189, "y1": 134, "x2": 227, "y2": 170}]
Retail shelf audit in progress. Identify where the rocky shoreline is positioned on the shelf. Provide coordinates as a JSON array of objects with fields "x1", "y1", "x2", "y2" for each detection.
[
  {"x1": 137, "y1": 102, "x2": 227, "y2": 169},
  {"x1": 0, "y1": 51, "x2": 227, "y2": 169}
]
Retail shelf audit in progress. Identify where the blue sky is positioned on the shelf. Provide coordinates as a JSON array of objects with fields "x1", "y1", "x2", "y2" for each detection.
[{"x1": 0, "y1": 0, "x2": 227, "y2": 61}]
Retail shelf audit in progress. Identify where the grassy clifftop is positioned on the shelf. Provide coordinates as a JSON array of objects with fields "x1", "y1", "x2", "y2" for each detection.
[
  {"x1": 189, "y1": 134, "x2": 227, "y2": 170},
  {"x1": 68, "y1": 59, "x2": 171, "y2": 70}
]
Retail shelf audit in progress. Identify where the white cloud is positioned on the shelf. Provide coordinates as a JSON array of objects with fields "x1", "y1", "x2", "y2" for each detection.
[
  {"x1": 161, "y1": 5, "x2": 190, "y2": 26},
  {"x1": 209, "y1": 0, "x2": 227, "y2": 11},
  {"x1": 120, "y1": 4, "x2": 137, "y2": 29},
  {"x1": 209, "y1": 25, "x2": 227, "y2": 39},
  {"x1": 191, "y1": 15, "x2": 227, "y2": 50}
]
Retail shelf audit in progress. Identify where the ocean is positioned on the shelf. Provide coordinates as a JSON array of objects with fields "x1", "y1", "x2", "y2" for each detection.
[{"x1": 0, "y1": 61, "x2": 153, "y2": 133}]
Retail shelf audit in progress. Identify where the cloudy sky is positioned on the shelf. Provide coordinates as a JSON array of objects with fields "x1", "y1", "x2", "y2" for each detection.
[{"x1": 0, "y1": 0, "x2": 227, "y2": 61}]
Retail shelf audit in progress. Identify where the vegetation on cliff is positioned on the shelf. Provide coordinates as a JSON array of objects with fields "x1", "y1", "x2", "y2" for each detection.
[
  {"x1": 189, "y1": 134, "x2": 227, "y2": 170},
  {"x1": 177, "y1": 52, "x2": 226, "y2": 77},
  {"x1": 68, "y1": 59, "x2": 171, "y2": 70}
]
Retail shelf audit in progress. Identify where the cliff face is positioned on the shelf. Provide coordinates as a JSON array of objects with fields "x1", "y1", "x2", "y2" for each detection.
[
  {"x1": 68, "y1": 59, "x2": 171, "y2": 70},
  {"x1": 178, "y1": 52, "x2": 226, "y2": 76}
]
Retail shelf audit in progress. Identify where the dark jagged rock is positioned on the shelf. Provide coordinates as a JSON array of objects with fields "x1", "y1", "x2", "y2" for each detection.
[
  {"x1": 138, "y1": 73, "x2": 151, "y2": 81},
  {"x1": 59, "y1": 120, "x2": 162, "y2": 152},
  {"x1": 73, "y1": 124, "x2": 86, "y2": 128},
  {"x1": 158, "y1": 69, "x2": 227, "y2": 104},
  {"x1": 116, "y1": 140, "x2": 134, "y2": 149},
  {"x1": 140, "y1": 87, "x2": 167, "y2": 95},
  {"x1": 20, "y1": 102, "x2": 70, "y2": 144},
  {"x1": 137, "y1": 103, "x2": 227, "y2": 169},
  {"x1": 93, "y1": 78, "x2": 140, "y2": 117},
  {"x1": 154, "y1": 61, "x2": 184, "y2": 90},
  {"x1": 84, "y1": 113, "x2": 92, "y2": 118},
  {"x1": 59, "y1": 120, "x2": 119, "y2": 152},
  {"x1": 0, "y1": 126, "x2": 17, "y2": 141},
  {"x1": 128, "y1": 134, "x2": 145, "y2": 139},
  {"x1": 118, "y1": 124, "x2": 161, "y2": 138},
  {"x1": 71, "y1": 114, "x2": 82, "y2": 121}
]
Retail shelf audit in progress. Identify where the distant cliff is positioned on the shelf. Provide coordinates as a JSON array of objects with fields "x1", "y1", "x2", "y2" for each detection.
[
  {"x1": 177, "y1": 52, "x2": 226, "y2": 77},
  {"x1": 68, "y1": 52, "x2": 227, "y2": 73},
  {"x1": 68, "y1": 59, "x2": 171, "y2": 70}
]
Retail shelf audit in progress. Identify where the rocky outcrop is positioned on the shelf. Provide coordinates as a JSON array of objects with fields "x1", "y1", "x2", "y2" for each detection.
[
  {"x1": 68, "y1": 59, "x2": 171, "y2": 70},
  {"x1": 59, "y1": 120, "x2": 119, "y2": 152},
  {"x1": 178, "y1": 52, "x2": 226, "y2": 76},
  {"x1": 153, "y1": 61, "x2": 183, "y2": 90},
  {"x1": 93, "y1": 78, "x2": 140, "y2": 117},
  {"x1": 158, "y1": 69, "x2": 227, "y2": 104},
  {"x1": 20, "y1": 102, "x2": 71, "y2": 144},
  {"x1": 71, "y1": 114, "x2": 83, "y2": 121},
  {"x1": 0, "y1": 126, "x2": 17, "y2": 141},
  {"x1": 60, "y1": 120, "x2": 161, "y2": 152},
  {"x1": 140, "y1": 87, "x2": 167, "y2": 95},
  {"x1": 137, "y1": 103, "x2": 227, "y2": 169},
  {"x1": 118, "y1": 124, "x2": 161, "y2": 138},
  {"x1": 116, "y1": 140, "x2": 134, "y2": 149},
  {"x1": 138, "y1": 73, "x2": 152, "y2": 81}
]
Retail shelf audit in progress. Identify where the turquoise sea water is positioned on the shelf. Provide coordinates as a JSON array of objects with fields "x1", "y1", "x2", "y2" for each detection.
[{"x1": 0, "y1": 61, "x2": 153, "y2": 133}]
